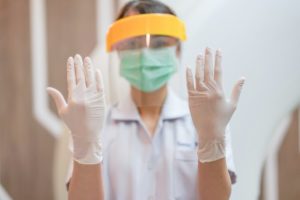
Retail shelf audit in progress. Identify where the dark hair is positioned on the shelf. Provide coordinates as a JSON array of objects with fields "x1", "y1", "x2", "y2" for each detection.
[{"x1": 116, "y1": 0, "x2": 177, "y2": 20}]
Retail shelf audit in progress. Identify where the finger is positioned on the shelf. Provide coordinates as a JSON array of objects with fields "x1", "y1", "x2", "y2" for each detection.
[
  {"x1": 195, "y1": 54, "x2": 204, "y2": 82},
  {"x1": 95, "y1": 69, "x2": 104, "y2": 92},
  {"x1": 195, "y1": 54, "x2": 208, "y2": 91},
  {"x1": 188, "y1": 90, "x2": 209, "y2": 97},
  {"x1": 84, "y1": 57, "x2": 94, "y2": 87},
  {"x1": 204, "y1": 47, "x2": 213, "y2": 82},
  {"x1": 67, "y1": 57, "x2": 75, "y2": 98},
  {"x1": 47, "y1": 87, "x2": 67, "y2": 112},
  {"x1": 230, "y1": 77, "x2": 246, "y2": 107},
  {"x1": 74, "y1": 54, "x2": 85, "y2": 86},
  {"x1": 214, "y1": 48, "x2": 223, "y2": 88},
  {"x1": 186, "y1": 67, "x2": 195, "y2": 91}
]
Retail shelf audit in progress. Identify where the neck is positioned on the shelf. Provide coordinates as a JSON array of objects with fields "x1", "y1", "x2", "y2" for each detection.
[{"x1": 131, "y1": 85, "x2": 167, "y2": 118}]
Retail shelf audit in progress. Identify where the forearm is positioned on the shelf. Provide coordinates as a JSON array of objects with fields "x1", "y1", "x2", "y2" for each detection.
[
  {"x1": 69, "y1": 161, "x2": 104, "y2": 200},
  {"x1": 197, "y1": 158, "x2": 231, "y2": 200},
  {"x1": 186, "y1": 48, "x2": 244, "y2": 200}
]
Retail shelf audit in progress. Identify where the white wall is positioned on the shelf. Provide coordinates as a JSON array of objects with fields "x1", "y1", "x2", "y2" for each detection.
[{"x1": 162, "y1": 0, "x2": 300, "y2": 199}]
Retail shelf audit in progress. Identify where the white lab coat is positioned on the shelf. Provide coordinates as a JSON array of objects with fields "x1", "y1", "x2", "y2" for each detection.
[{"x1": 99, "y1": 89, "x2": 236, "y2": 200}]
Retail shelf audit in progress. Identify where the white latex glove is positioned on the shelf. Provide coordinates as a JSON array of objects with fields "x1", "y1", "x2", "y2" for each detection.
[
  {"x1": 186, "y1": 48, "x2": 245, "y2": 163},
  {"x1": 47, "y1": 55, "x2": 106, "y2": 164}
]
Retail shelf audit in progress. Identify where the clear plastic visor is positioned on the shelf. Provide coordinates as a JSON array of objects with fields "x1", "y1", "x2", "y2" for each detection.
[
  {"x1": 111, "y1": 34, "x2": 179, "y2": 51},
  {"x1": 108, "y1": 34, "x2": 181, "y2": 108}
]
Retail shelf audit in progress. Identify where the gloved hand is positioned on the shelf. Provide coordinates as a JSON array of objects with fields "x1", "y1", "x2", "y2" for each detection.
[
  {"x1": 47, "y1": 55, "x2": 106, "y2": 164},
  {"x1": 186, "y1": 48, "x2": 245, "y2": 163}
]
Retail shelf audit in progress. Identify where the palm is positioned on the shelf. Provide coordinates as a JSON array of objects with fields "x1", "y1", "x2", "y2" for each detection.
[
  {"x1": 47, "y1": 55, "x2": 105, "y2": 137},
  {"x1": 186, "y1": 48, "x2": 245, "y2": 141}
]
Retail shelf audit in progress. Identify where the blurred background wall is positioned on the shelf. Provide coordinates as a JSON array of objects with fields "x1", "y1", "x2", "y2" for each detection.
[{"x1": 0, "y1": 0, "x2": 300, "y2": 200}]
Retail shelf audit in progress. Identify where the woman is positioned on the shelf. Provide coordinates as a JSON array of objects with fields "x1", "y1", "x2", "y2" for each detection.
[{"x1": 47, "y1": 0, "x2": 245, "y2": 199}]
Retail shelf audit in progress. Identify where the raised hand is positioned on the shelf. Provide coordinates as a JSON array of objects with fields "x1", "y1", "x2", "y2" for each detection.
[
  {"x1": 186, "y1": 48, "x2": 245, "y2": 162},
  {"x1": 47, "y1": 55, "x2": 106, "y2": 164}
]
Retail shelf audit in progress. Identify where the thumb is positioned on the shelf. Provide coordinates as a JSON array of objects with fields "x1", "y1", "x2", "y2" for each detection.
[
  {"x1": 47, "y1": 87, "x2": 67, "y2": 112},
  {"x1": 230, "y1": 77, "x2": 246, "y2": 107}
]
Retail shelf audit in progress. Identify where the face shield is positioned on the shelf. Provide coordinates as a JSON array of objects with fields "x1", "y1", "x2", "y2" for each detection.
[{"x1": 106, "y1": 14, "x2": 186, "y2": 107}]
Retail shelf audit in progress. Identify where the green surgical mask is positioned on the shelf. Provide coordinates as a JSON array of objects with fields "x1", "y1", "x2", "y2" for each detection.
[{"x1": 119, "y1": 46, "x2": 178, "y2": 92}]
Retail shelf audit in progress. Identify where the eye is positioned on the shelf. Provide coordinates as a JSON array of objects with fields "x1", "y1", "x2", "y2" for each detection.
[
  {"x1": 123, "y1": 39, "x2": 142, "y2": 50},
  {"x1": 151, "y1": 39, "x2": 169, "y2": 48}
]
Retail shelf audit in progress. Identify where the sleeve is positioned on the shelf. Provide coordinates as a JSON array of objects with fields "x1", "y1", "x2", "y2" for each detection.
[{"x1": 225, "y1": 125, "x2": 237, "y2": 184}]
